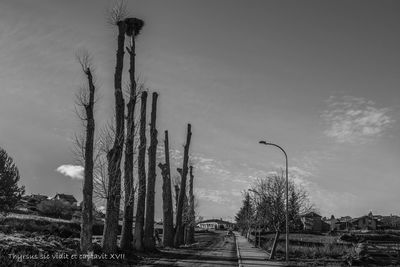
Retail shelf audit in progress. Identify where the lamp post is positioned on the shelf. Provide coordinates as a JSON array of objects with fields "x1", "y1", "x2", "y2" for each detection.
[{"x1": 259, "y1": 140, "x2": 289, "y2": 262}]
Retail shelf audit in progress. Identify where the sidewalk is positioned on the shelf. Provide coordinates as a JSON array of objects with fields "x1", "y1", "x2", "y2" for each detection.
[{"x1": 234, "y1": 232, "x2": 285, "y2": 267}]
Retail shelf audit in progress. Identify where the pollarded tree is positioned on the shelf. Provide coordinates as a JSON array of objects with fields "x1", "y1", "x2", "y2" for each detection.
[
  {"x1": 144, "y1": 92, "x2": 159, "y2": 250},
  {"x1": 0, "y1": 147, "x2": 25, "y2": 213},
  {"x1": 120, "y1": 17, "x2": 144, "y2": 251},
  {"x1": 75, "y1": 49, "x2": 96, "y2": 253},
  {"x1": 158, "y1": 130, "x2": 174, "y2": 247},
  {"x1": 103, "y1": 6, "x2": 127, "y2": 253},
  {"x1": 186, "y1": 165, "x2": 195, "y2": 244},
  {"x1": 134, "y1": 90, "x2": 148, "y2": 251},
  {"x1": 174, "y1": 124, "x2": 192, "y2": 247}
]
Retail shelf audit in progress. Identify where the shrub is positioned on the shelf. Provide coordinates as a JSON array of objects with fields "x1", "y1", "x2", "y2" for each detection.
[{"x1": 37, "y1": 200, "x2": 73, "y2": 219}]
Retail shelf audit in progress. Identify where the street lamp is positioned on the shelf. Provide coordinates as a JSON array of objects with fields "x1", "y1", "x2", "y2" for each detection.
[{"x1": 259, "y1": 140, "x2": 289, "y2": 262}]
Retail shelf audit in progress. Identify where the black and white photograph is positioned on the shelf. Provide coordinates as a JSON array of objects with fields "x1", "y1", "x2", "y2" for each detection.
[{"x1": 0, "y1": 0, "x2": 400, "y2": 266}]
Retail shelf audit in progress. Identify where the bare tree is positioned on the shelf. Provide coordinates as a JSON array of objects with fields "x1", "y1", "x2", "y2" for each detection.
[
  {"x1": 92, "y1": 122, "x2": 115, "y2": 203},
  {"x1": 134, "y1": 91, "x2": 148, "y2": 251},
  {"x1": 120, "y1": 17, "x2": 144, "y2": 251},
  {"x1": 102, "y1": 10, "x2": 127, "y2": 252},
  {"x1": 107, "y1": 0, "x2": 128, "y2": 26},
  {"x1": 250, "y1": 173, "x2": 312, "y2": 232},
  {"x1": 174, "y1": 124, "x2": 192, "y2": 247},
  {"x1": 158, "y1": 131, "x2": 174, "y2": 247},
  {"x1": 75, "y1": 50, "x2": 96, "y2": 253},
  {"x1": 93, "y1": 155, "x2": 109, "y2": 203},
  {"x1": 247, "y1": 173, "x2": 313, "y2": 258}
]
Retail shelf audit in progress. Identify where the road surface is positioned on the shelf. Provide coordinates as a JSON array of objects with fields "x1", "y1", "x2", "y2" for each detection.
[{"x1": 139, "y1": 230, "x2": 238, "y2": 266}]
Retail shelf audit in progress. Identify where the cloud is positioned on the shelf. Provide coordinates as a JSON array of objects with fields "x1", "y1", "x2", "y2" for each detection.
[
  {"x1": 56, "y1": 164, "x2": 84, "y2": 179},
  {"x1": 192, "y1": 155, "x2": 231, "y2": 178},
  {"x1": 322, "y1": 96, "x2": 394, "y2": 144},
  {"x1": 195, "y1": 188, "x2": 242, "y2": 204}
]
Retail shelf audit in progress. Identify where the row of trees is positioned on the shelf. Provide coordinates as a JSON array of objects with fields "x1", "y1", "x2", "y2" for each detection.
[
  {"x1": 76, "y1": 2, "x2": 197, "y2": 255},
  {"x1": 235, "y1": 173, "x2": 312, "y2": 236}
]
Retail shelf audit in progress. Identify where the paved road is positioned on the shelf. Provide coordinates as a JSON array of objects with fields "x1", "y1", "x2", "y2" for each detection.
[{"x1": 140, "y1": 230, "x2": 238, "y2": 266}]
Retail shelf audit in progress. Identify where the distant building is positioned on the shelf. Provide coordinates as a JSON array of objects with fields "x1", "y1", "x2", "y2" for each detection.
[
  {"x1": 376, "y1": 215, "x2": 400, "y2": 230},
  {"x1": 350, "y1": 213, "x2": 377, "y2": 230},
  {"x1": 300, "y1": 212, "x2": 330, "y2": 232},
  {"x1": 327, "y1": 212, "x2": 377, "y2": 231},
  {"x1": 196, "y1": 219, "x2": 235, "y2": 230},
  {"x1": 53, "y1": 193, "x2": 78, "y2": 206},
  {"x1": 326, "y1": 215, "x2": 352, "y2": 231}
]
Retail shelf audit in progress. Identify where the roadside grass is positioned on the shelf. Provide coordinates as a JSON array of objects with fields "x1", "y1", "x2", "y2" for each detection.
[
  {"x1": 283, "y1": 242, "x2": 352, "y2": 259},
  {"x1": 254, "y1": 233, "x2": 353, "y2": 259},
  {"x1": 1, "y1": 213, "x2": 104, "y2": 238},
  {"x1": 261, "y1": 233, "x2": 338, "y2": 244},
  {"x1": 5, "y1": 212, "x2": 72, "y2": 223}
]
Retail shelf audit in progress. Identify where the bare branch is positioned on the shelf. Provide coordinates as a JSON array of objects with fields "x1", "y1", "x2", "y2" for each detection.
[
  {"x1": 75, "y1": 49, "x2": 93, "y2": 74},
  {"x1": 107, "y1": 0, "x2": 128, "y2": 25}
]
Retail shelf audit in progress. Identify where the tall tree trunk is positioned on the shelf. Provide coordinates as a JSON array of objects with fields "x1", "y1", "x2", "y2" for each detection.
[
  {"x1": 174, "y1": 124, "x2": 192, "y2": 247},
  {"x1": 134, "y1": 91, "x2": 148, "y2": 251},
  {"x1": 181, "y1": 193, "x2": 188, "y2": 245},
  {"x1": 80, "y1": 66, "x2": 95, "y2": 253},
  {"x1": 174, "y1": 184, "x2": 180, "y2": 212},
  {"x1": 158, "y1": 131, "x2": 174, "y2": 247},
  {"x1": 187, "y1": 166, "x2": 195, "y2": 244},
  {"x1": 120, "y1": 31, "x2": 137, "y2": 251},
  {"x1": 143, "y1": 92, "x2": 158, "y2": 250},
  {"x1": 103, "y1": 20, "x2": 126, "y2": 253}
]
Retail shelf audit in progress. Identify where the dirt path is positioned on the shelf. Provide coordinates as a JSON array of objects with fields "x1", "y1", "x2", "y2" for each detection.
[{"x1": 139, "y1": 230, "x2": 238, "y2": 266}]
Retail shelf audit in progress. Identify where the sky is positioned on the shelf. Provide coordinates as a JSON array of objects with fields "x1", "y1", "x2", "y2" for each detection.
[{"x1": 0, "y1": 0, "x2": 399, "y2": 221}]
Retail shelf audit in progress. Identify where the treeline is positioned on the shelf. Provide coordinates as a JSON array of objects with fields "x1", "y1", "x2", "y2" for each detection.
[
  {"x1": 75, "y1": 3, "x2": 197, "y2": 256},
  {"x1": 235, "y1": 173, "x2": 313, "y2": 236}
]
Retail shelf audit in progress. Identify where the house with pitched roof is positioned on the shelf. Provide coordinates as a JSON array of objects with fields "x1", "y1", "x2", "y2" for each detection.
[{"x1": 53, "y1": 193, "x2": 78, "y2": 206}]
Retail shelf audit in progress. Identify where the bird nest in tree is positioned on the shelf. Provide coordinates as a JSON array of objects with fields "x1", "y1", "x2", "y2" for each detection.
[{"x1": 125, "y1": 18, "x2": 144, "y2": 37}]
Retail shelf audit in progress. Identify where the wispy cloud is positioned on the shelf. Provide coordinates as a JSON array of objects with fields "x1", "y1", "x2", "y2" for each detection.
[
  {"x1": 195, "y1": 188, "x2": 242, "y2": 204},
  {"x1": 157, "y1": 147, "x2": 235, "y2": 183},
  {"x1": 266, "y1": 163, "x2": 359, "y2": 215},
  {"x1": 191, "y1": 154, "x2": 232, "y2": 179},
  {"x1": 160, "y1": 146, "x2": 357, "y2": 217},
  {"x1": 56, "y1": 164, "x2": 84, "y2": 179},
  {"x1": 322, "y1": 96, "x2": 394, "y2": 144},
  {"x1": 266, "y1": 165, "x2": 313, "y2": 189}
]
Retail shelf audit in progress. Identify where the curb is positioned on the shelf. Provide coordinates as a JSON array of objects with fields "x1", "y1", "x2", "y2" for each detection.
[{"x1": 234, "y1": 232, "x2": 243, "y2": 267}]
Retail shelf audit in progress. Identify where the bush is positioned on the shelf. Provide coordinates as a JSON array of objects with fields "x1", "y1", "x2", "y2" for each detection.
[
  {"x1": 1, "y1": 216, "x2": 80, "y2": 238},
  {"x1": 37, "y1": 200, "x2": 73, "y2": 220}
]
